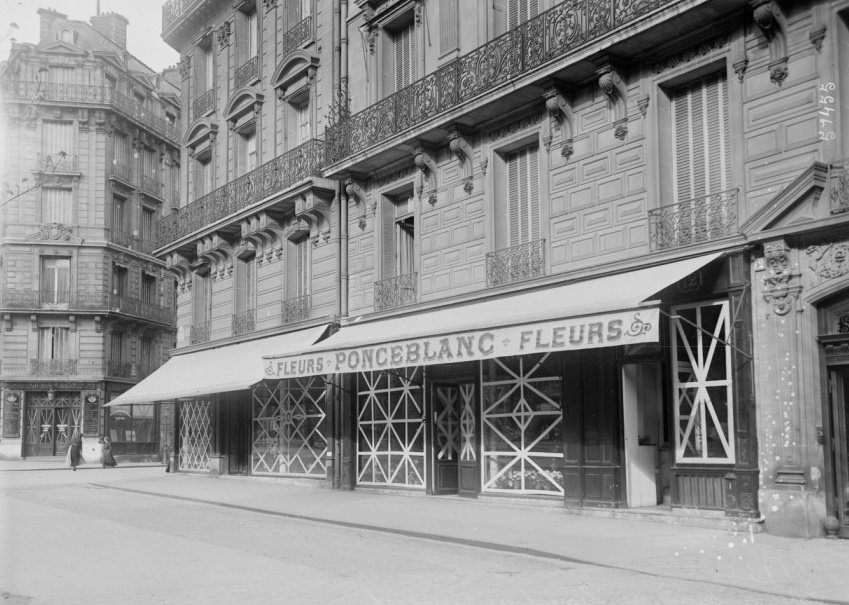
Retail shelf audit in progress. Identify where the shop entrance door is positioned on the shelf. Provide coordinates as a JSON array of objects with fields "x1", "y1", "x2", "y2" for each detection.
[
  {"x1": 431, "y1": 383, "x2": 478, "y2": 497},
  {"x1": 827, "y1": 367, "x2": 849, "y2": 538},
  {"x1": 23, "y1": 393, "x2": 81, "y2": 457}
]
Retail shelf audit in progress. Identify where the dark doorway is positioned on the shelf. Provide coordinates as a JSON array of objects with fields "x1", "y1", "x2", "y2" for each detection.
[
  {"x1": 221, "y1": 394, "x2": 251, "y2": 474},
  {"x1": 827, "y1": 367, "x2": 849, "y2": 538},
  {"x1": 430, "y1": 382, "x2": 478, "y2": 497}
]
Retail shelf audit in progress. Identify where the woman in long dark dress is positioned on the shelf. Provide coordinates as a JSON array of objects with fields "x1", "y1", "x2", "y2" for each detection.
[
  {"x1": 101, "y1": 436, "x2": 117, "y2": 468},
  {"x1": 66, "y1": 429, "x2": 82, "y2": 471}
]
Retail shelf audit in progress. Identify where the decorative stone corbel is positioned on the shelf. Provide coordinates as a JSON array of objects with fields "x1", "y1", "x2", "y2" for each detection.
[
  {"x1": 3, "y1": 314, "x2": 10, "y2": 331},
  {"x1": 69, "y1": 315, "x2": 76, "y2": 332},
  {"x1": 749, "y1": 0, "x2": 788, "y2": 86},
  {"x1": 762, "y1": 240, "x2": 802, "y2": 316},
  {"x1": 296, "y1": 193, "x2": 334, "y2": 245},
  {"x1": 542, "y1": 87, "x2": 574, "y2": 160},
  {"x1": 178, "y1": 55, "x2": 191, "y2": 80},
  {"x1": 31, "y1": 314, "x2": 37, "y2": 332},
  {"x1": 262, "y1": 0, "x2": 277, "y2": 11},
  {"x1": 596, "y1": 63, "x2": 628, "y2": 140},
  {"x1": 447, "y1": 126, "x2": 474, "y2": 193},
  {"x1": 414, "y1": 0, "x2": 423, "y2": 25},
  {"x1": 345, "y1": 177, "x2": 368, "y2": 230},
  {"x1": 413, "y1": 146, "x2": 437, "y2": 205},
  {"x1": 637, "y1": 95, "x2": 649, "y2": 118}
]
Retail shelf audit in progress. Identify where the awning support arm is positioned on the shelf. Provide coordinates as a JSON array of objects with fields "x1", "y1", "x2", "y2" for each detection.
[{"x1": 660, "y1": 308, "x2": 752, "y2": 360}]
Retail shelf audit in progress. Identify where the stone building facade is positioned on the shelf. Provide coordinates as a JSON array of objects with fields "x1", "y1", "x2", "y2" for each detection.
[
  {"x1": 120, "y1": 0, "x2": 849, "y2": 538},
  {"x1": 0, "y1": 9, "x2": 180, "y2": 461}
]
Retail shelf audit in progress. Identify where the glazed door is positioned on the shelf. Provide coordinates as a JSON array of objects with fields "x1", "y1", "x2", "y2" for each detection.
[
  {"x1": 223, "y1": 396, "x2": 251, "y2": 475},
  {"x1": 827, "y1": 368, "x2": 849, "y2": 537},
  {"x1": 24, "y1": 406, "x2": 79, "y2": 457},
  {"x1": 431, "y1": 383, "x2": 478, "y2": 497}
]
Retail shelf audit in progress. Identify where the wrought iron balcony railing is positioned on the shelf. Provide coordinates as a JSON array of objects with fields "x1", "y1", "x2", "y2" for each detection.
[
  {"x1": 162, "y1": 0, "x2": 202, "y2": 32},
  {"x1": 232, "y1": 309, "x2": 256, "y2": 335},
  {"x1": 110, "y1": 229, "x2": 134, "y2": 248},
  {"x1": 110, "y1": 294, "x2": 175, "y2": 324},
  {"x1": 107, "y1": 361, "x2": 134, "y2": 378},
  {"x1": 374, "y1": 273, "x2": 417, "y2": 311},
  {"x1": 35, "y1": 152, "x2": 78, "y2": 172},
  {"x1": 1, "y1": 290, "x2": 109, "y2": 310},
  {"x1": 30, "y1": 359, "x2": 78, "y2": 376},
  {"x1": 140, "y1": 174, "x2": 164, "y2": 198},
  {"x1": 137, "y1": 364, "x2": 157, "y2": 379},
  {"x1": 829, "y1": 158, "x2": 849, "y2": 215},
  {"x1": 648, "y1": 189, "x2": 738, "y2": 250},
  {"x1": 282, "y1": 294, "x2": 311, "y2": 324},
  {"x1": 326, "y1": 0, "x2": 672, "y2": 165},
  {"x1": 156, "y1": 138, "x2": 325, "y2": 248},
  {"x1": 110, "y1": 161, "x2": 134, "y2": 183},
  {"x1": 110, "y1": 90, "x2": 179, "y2": 143},
  {"x1": 190, "y1": 321, "x2": 211, "y2": 345},
  {"x1": 234, "y1": 56, "x2": 259, "y2": 90},
  {"x1": 281, "y1": 16, "x2": 313, "y2": 58},
  {"x1": 193, "y1": 88, "x2": 215, "y2": 118},
  {"x1": 486, "y1": 239, "x2": 546, "y2": 288}
]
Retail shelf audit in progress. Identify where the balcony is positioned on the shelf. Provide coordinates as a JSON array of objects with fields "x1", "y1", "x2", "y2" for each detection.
[
  {"x1": 109, "y1": 161, "x2": 134, "y2": 184},
  {"x1": 109, "y1": 90, "x2": 179, "y2": 143},
  {"x1": 190, "y1": 321, "x2": 210, "y2": 345},
  {"x1": 234, "y1": 56, "x2": 259, "y2": 90},
  {"x1": 107, "y1": 361, "x2": 134, "y2": 378},
  {"x1": 282, "y1": 294, "x2": 311, "y2": 324},
  {"x1": 35, "y1": 152, "x2": 78, "y2": 173},
  {"x1": 326, "y1": 0, "x2": 679, "y2": 167},
  {"x1": 648, "y1": 189, "x2": 738, "y2": 250},
  {"x1": 374, "y1": 273, "x2": 417, "y2": 311},
  {"x1": 281, "y1": 16, "x2": 313, "y2": 58},
  {"x1": 110, "y1": 229, "x2": 135, "y2": 248},
  {"x1": 30, "y1": 359, "x2": 78, "y2": 376},
  {"x1": 829, "y1": 158, "x2": 849, "y2": 215},
  {"x1": 140, "y1": 174, "x2": 164, "y2": 199},
  {"x1": 486, "y1": 240, "x2": 546, "y2": 288},
  {"x1": 193, "y1": 89, "x2": 215, "y2": 118},
  {"x1": 1, "y1": 290, "x2": 108, "y2": 310},
  {"x1": 110, "y1": 294, "x2": 175, "y2": 324},
  {"x1": 232, "y1": 309, "x2": 256, "y2": 336},
  {"x1": 156, "y1": 138, "x2": 325, "y2": 249}
]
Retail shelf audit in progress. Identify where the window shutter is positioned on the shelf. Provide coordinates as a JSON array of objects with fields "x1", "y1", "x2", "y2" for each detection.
[
  {"x1": 394, "y1": 22, "x2": 416, "y2": 92},
  {"x1": 527, "y1": 145, "x2": 540, "y2": 242},
  {"x1": 296, "y1": 102, "x2": 310, "y2": 145},
  {"x1": 381, "y1": 198, "x2": 396, "y2": 278},
  {"x1": 298, "y1": 239, "x2": 309, "y2": 297},
  {"x1": 248, "y1": 11, "x2": 258, "y2": 58},
  {"x1": 506, "y1": 144, "x2": 539, "y2": 246},
  {"x1": 439, "y1": 0, "x2": 458, "y2": 54},
  {"x1": 508, "y1": 0, "x2": 537, "y2": 28},
  {"x1": 287, "y1": 0, "x2": 302, "y2": 30},
  {"x1": 507, "y1": 151, "x2": 521, "y2": 247},
  {"x1": 42, "y1": 121, "x2": 73, "y2": 158},
  {"x1": 235, "y1": 261, "x2": 247, "y2": 313}
]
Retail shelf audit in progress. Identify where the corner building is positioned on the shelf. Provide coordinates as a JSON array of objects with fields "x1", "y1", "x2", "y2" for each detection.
[
  {"x1": 121, "y1": 0, "x2": 849, "y2": 539},
  {"x1": 0, "y1": 9, "x2": 180, "y2": 461}
]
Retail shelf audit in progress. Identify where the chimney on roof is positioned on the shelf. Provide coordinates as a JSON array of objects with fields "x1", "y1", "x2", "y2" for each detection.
[
  {"x1": 90, "y1": 12, "x2": 129, "y2": 50},
  {"x1": 37, "y1": 8, "x2": 67, "y2": 44}
]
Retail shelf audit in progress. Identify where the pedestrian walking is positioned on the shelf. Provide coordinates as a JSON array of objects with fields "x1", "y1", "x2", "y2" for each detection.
[
  {"x1": 66, "y1": 428, "x2": 83, "y2": 471},
  {"x1": 100, "y1": 436, "x2": 117, "y2": 468}
]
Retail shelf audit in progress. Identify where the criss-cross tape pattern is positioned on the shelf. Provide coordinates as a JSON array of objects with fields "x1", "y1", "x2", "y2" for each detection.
[
  {"x1": 433, "y1": 386, "x2": 459, "y2": 461},
  {"x1": 179, "y1": 399, "x2": 212, "y2": 471},
  {"x1": 459, "y1": 383, "x2": 477, "y2": 462},
  {"x1": 357, "y1": 367, "x2": 425, "y2": 487}
]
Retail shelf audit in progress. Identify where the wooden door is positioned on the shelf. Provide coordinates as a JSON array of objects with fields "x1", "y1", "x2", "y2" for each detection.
[
  {"x1": 456, "y1": 383, "x2": 479, "y2": 497},
  {"x1": 431, "y1": 384, "x2": 459, "y2": 494},
  {"x1": 828, "y1": 368, "x2": 849, "y2": 537},
  {"x1": 223, "y1": 395, "x2": 251, "y2": 475}
]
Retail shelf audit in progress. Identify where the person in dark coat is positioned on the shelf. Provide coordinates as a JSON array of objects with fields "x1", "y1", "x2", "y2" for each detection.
[
  {"x1": 100, "y1": 436, "x2": 117, "y2": 468},
  {"x1": 66, "y1": 428, "x2": 83, "y2": 471}
]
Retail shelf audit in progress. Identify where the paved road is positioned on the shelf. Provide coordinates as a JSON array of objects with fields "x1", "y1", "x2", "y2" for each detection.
[{"x1": 0, "y1": 467, "x2": 840, "y2": 605}]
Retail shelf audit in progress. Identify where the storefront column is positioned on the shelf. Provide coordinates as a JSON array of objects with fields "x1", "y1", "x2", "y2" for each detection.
[{"x1": 339, "y1": 372, "x2": 356, "y2": 490}]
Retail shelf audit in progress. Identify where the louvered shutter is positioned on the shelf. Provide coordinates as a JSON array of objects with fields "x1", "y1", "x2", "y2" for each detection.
[
  {"x1": 42, "y1": 121, "x2": 73, "y2": 158},
  {"x1": 394, "y1": 22, "x2": 415, "y2": 92},
  {"x1": 236, "y1": 13, "x2": 248, "y2": 65},
  {"x1": 235, "y1": 260, "x2": 247, "y2": 313},
  {"x1": 296, "y1": 102, "x2": 310, "y2": 144},
  {"x1": 43, "y1": 188, "x2": 72, "y2": 224},
  {"x1": 297, "y1": 239, "x2": 309, "y2": 297},
  {"x1": 381, "y1": 198, "x2": 396, "y2": 278},
  {"x1": 248, "y1": 11, "x2": 258, "y2": 58},
  {"x1": 508, "y1": 0, "x2": 538, "y2": 28},
  {"x1": 506, "y1": 144, "x2": 540, "y2": 246},
  {"x1": 287, "y1": 0, "x2": 302, "y2": 30}
]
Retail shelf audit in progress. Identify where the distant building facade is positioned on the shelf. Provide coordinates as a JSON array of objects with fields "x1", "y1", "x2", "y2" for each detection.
[
  {"x1": 119, "y1": 0, "x2": 848, "y2": 539},
  {"x1": 0, "y1": 9, "x2": 180, "y2": 460}
]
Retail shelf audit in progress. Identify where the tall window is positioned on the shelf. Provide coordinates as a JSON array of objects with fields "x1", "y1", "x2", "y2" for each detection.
[
  {"x1": 50, "y1": 67, "x2": 74, "y2": 86},
  {"x1": 41, "y1": 258, "x2": 70, "y2": 306},
  {"x1": 194, "y1": 157, "x2": 213, "y2": 196},
  {"x1": 507, "y1": 0, "x2": 538, "y2": 28},
  {"x1": 671, "y1": 301, "x2": 734, "y2": 463},
  {"x1": 140, "y1": 337, "x2": 156, "y2": 371},
  {"x1": 295, "y1": 100, "x2": 310, "y2": 145},
  {"x1": 112, "y1": 265, "x2": 128, "y2": 298},
  {"x1": 505, "y1": 143, "x2": 540, "y2": 246},
  {"x1": 285, "y1": 96, "x2": 310, "y2": 150},
  {"x1": 247, "y1": 10, "x2": 258, "y2": 58},
  {"x1": 141, "y1": 273, "x2": 157, "y2": 305},
  {"x1": 110, "y1": 331, "x2": 126, "y2": 365},
  {"x1": 382, "y1": 189, "x2": 416, "y2": 278},
  {"x1": 42, "y1": 120, "x2": 73, "y2": 161},
  {"x1": 672, "y1": 73, "x2": 730, "y2": 201},
  {"x1": 235, "y1": 257, "x2": 255, "y2": 314},
  {"x1": 194, "y1": 42, "x2": 214, "y2": 97},
  {"x1": 38, "y1": 327, "x2": 70, "y2": 360},
  {"x1": 140, "y1": 207, "x2": 155, "y2": 247},
  {"x1": 112, "y1": 195, "x2": 127, "y2": 235},
  {"x1": 141, "y1": 147, "x2": 158, "y2": 191},
  {"x1": 286, "y1": 237, "x2": 310, "y2": 299},
  {"x1": 237, "y1": 128, "x2": 257, "y2": 175},
  {"x1": 193, "y1": 272, "x2": 212, "y2": 323},
  {"x1": 112, "y1": 132, "x2": 131, "y2": 179},
  {"x1": 42, "y1": 188, "x2": 73, "y2": 224},
  {"x1": 392, "y1": 21, "x2": 416, "y2": 93}
]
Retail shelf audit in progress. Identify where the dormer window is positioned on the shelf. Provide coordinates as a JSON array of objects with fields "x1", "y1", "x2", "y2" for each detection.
[{"x1": 59, "y1": 28, "x2": 76, "y2": 44}]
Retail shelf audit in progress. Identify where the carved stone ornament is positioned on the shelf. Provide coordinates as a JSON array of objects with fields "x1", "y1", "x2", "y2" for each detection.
[
  {"x1": 447, "y1": 127, "x2": 474, "y2": 193},
  {"x1": 179, "y1": 55, "x2": 191, "y2": 79},
  {"x1": 762, "y1": 241, "x2": 801, "y2": 315},
  {"x1": 806, "y1": 242, "x2": 849, "y2": 283},
  {"x1": 751, "y1": 0, "x2": 776, "y2": 31},
  {"x1": 809, "y1": 26, "x2": 826, "y2": 52},
  {"x1": 217, "y1": 21, "x2": 232, "y2": 49},
  {"x1": 769, "y1": 57, "x2": 789, "y2": 86},
  {"x1": 732, "y1": 59, "x2": 749, "y2": 82},
  {"x1": 37, "y1": 223, "x2": 73, "y2": 241},
  {"x1": 262, "y1": 0, "x2": 277, "y2": 11},
  {"x1": 637, "y1": 95, "x2": 649, "y2": 118},
  {"x1": 543, "y1": 87, "x2": 574, "y2": 160}
]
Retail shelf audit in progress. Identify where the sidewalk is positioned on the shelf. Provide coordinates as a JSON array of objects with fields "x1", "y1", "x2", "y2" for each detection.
[
  {"x1": 0, "y1": 456, "x2": 164, "y2": 471},
  {"x1": 80, "y1": 470, "x2": 849, "y2": 605}
]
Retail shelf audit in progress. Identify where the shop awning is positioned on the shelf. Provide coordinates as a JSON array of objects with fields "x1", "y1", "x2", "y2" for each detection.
[
  {"x1": 263, "y1": 253, "x2": 721, "y2": 379},
  {"x1": 106, "y1": 324, "x2": 330, "y2": 407}
]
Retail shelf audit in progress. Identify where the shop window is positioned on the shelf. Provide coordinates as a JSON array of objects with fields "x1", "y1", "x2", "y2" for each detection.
[
  {"x1": 41, "y1": 187, "x2": 73, "y2": 224},
  {"x1": 40, "y1": 257, "x2": 70, "y2": 306},
  {"x1": 38, "y1": 326, "x2": 70, "y2": 360},
  {"x1": 380, "y1": 187, "x2": 416, "y2": 279},
  {"x1": 108, "y1": 404, "x2": 157, "y2": 444},
  {"x1": 671, "y1": 300, "x2": 735, "y2": 463}
]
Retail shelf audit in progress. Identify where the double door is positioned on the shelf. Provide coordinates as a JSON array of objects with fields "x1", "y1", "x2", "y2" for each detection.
[
  {"x1": 431, "y1": 382, "x2": 478, "y2": 497},
  {"x1": 827, "y1": 367, "x2": 849, "y2": 538},
  {"x1": 25, "y1": 405, "x2": 81, "y2": 457}
]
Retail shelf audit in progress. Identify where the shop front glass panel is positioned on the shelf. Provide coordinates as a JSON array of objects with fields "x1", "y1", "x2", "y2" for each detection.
[{"x1": 179, "y1": 399, "x2": 212, "y2": 471}]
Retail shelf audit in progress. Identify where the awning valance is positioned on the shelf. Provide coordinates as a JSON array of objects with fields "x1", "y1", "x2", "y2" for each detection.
[
  {"x1": 263, "y1": 254, "x2": 721, "y2": 379},
  {"x1": 106, "y1": 324, "x2": 329, "y2": 407}
]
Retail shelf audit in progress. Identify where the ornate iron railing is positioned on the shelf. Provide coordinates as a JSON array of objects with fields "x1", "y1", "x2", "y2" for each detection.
[
  {"x1": 648, "y1": 189, "x2": 738, "y2": 250},
  {"x1": 326, "y1": 0, "x2": 671, "y2": 164},
  {"x1": 1, "y1": 290, "x2": 109, "y2": 310},
  {"x1": 140, "y1": 174, "x2": 163, "y2": 198},
  {"x1": 156, "y1": 138, "x2": 325, "y2": 248},
  {"x1": 107, "y1": 361, "x2": 134, "y2": 378},
  {"x1": 30, "y1": 359, "x2": 78, "y2": 376},
  {"x1": 232, "y1": 309, "x2": 256, "y2": 335},
  {"x1": 138, "y1": 238, "x2": 156, "y2": 255},
  {"x1": 111, "y1": 229, "x2": 135, "y2": 248},
  {"x1": 281, "y1": 16, "x2": 313, "y2": 58},
  {"x1": 137, "y1": 364, "x2": 157, "y2": 379},
  {"x1": 829, "y1": 158, "x2": 849, "y2": 215},
  {"x1": 110, "y1": 294, "x2": 174, "y2": 324},
  {"x1": 110, "y1": 161, "x2": 134, "y2": 183},
  {"x1": 193, "y1": 88, "x2": 215, "y2": 118},
  {"x1": 110, "y1": 90, "x2": 179, "y2": 142},
  {"x1": 234, "y1": 56, "x2": 259, "y2": 90},
  {"x1": 162, "y1": 0, "x2": 202, "y2": 32},
  {"x1": 374, "y1": 273, "x2": 418, "y2": 311},
  {"x1": 486, "y1": 239, "x2": 546, "y2": 287},
  {"x1": 190, "y1": 321, "x2": 211, "y2": 345},
  {"x1": 282, "y1": 294, "x2": 311, "y2": 324},
  {"x1": 35, "y1": 153, "x2": 78, "y2": 172}
]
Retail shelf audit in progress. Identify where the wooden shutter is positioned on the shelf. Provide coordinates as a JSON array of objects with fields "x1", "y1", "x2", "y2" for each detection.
[
  {"x1": 506, "y1": 144, "x2": 540, "y2": 246},
  {"x1": 673, "y1": 73, "x2": 729, "y2": 201},
  {"x1": 287, "y1": 0, "x2": 302, "y2": 30},
  {"x1": 439, "y1": 0, "x2": 458, "y2": 54},
  {"x1": 381, "y1": 197, "x2": 397, "y2": 278},
  {"x1": 296, "y1": 101, "x2": 310, "y2": 144},
  {"x1": 42, "y1": 121, "x2": 73, "y2": 157},
  {"x1": 43, "y1": 188, "x2": 72, "y2": 224},
  {"x1": 394, "y1": 22, "x2": 416, "y2": 92},
  {"x1": 508, "y1": 0, "x2": 538, "y2": 28}
]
